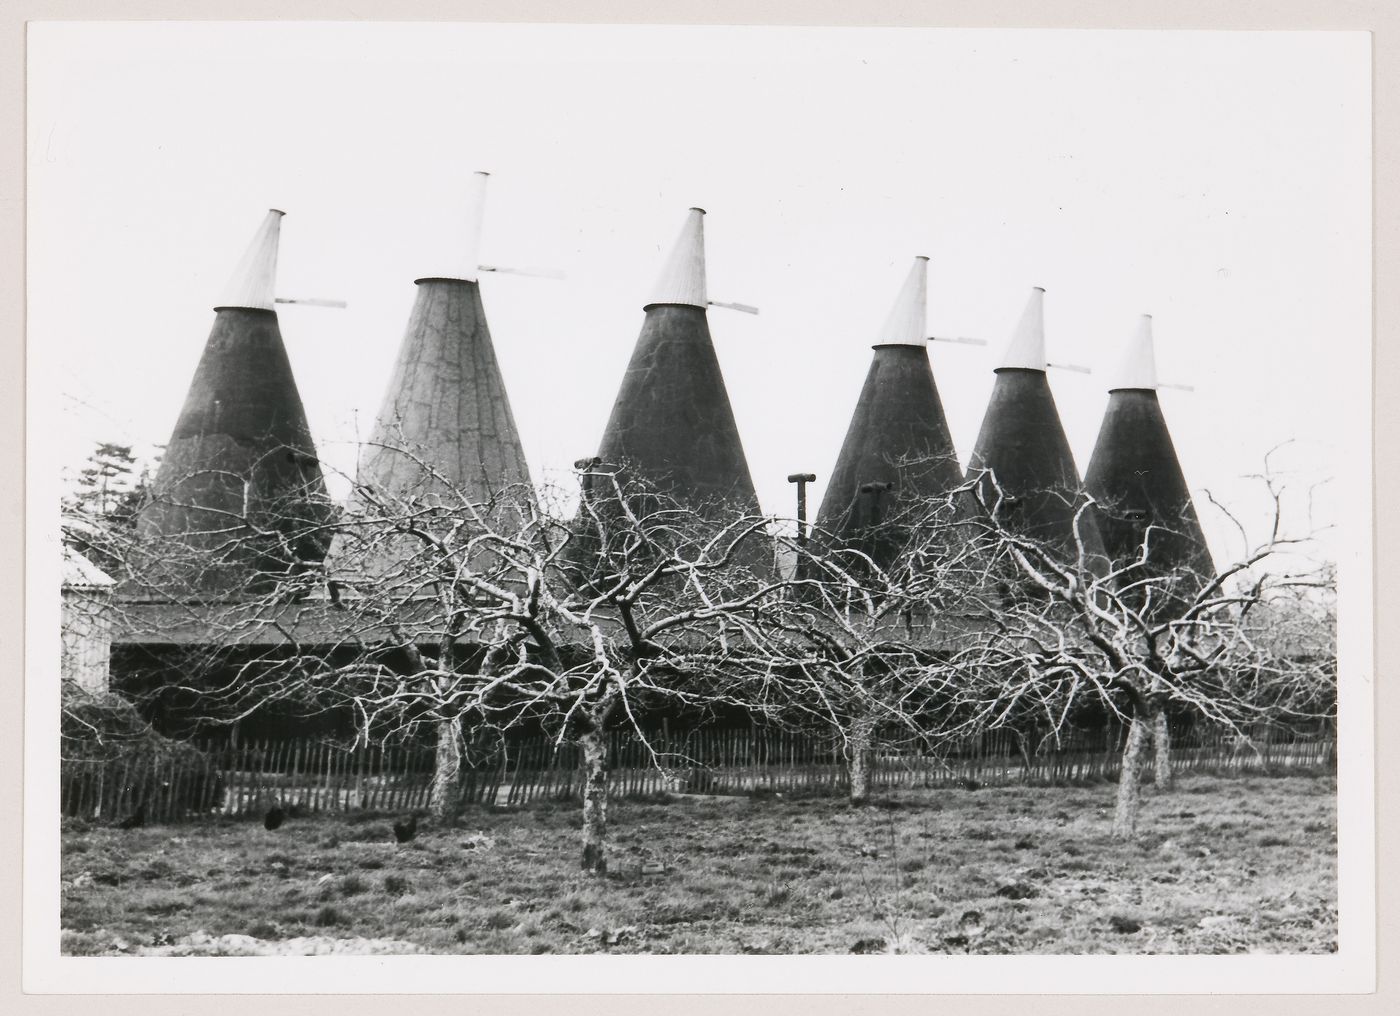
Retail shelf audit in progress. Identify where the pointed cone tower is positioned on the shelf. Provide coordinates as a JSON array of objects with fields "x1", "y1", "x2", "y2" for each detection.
[
  {"x1": 1085, "y1": 315, "x2": 1213, "y2": 590},
  {"x1": 965, "y1": 287, "x2": 1106, "y2": 561},
  {"x1": 137, "y1": 210, "x2": 332, "y2": 593},
  {"x1": 592, "y1": 208, "x2": 759, "y2": 514},
  {"x1": 815, "y1": 257, "x2": 962, "y2": 563},
  {"x1": 356, "y1": 172, "x2": 532, "y2": 500},
  {"x1": 325, "y1": 173, "x2": 534, "y2": 587}
]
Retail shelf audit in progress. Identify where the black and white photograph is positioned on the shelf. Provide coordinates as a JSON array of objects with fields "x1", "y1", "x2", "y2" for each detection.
[{"x1": 23, "y1": 18, "x2": 1374, "y2": 993}]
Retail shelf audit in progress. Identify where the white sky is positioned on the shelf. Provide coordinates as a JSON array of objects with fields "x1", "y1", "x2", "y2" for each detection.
[{"x1": 28, "y1": 23, "x2": 1371, "y2": 567}]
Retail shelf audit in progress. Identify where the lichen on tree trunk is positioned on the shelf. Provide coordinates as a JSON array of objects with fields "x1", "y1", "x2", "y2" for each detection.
[
  {"x1": 579, "y1": 726, "x2": 609, "y2": 874},
  {"x1": 1112, "y1": 711, "x2": 1150, "y2": 839},
  {"x1": 1152, "y1": 708, "x2": 1173, "y2": 789},
  {"x1": 429, "y1": 714, "x2": 463, "y2": 822},
  {"x1": 847, "y1": 712, "x2": 876, "y2": 805}
]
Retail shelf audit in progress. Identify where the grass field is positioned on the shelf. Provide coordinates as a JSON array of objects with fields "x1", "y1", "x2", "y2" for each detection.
[{"x1": 59, "y1": 770, "x2": 1337, "y2": 956}]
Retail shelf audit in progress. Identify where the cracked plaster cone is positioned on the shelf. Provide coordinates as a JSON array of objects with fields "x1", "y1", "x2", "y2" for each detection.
[
  {"x1": 357, "y1": 169, "x2": 529, "y2": 498},
  {"x1": 1086, "y1": 316, "x2": 1213, "y2": 584},
  {"x1": 357, "y1": 279, "x2": 532, "y2": 499},
  {"x1": 594, "y1": 208, "x2": 759, "y2": 515},
  {"x1": 965, "y1": 287, "x2": 1106, "y2": 561},
  {"x1": 816, "y1": 257, "x2": 962, "y2": 561},
  {"x1": 137, "y1": 210, "x2": 332, "y2": 593},
  {"x1": 328, "y1": 173, "x2": 532, "y2": 581}
]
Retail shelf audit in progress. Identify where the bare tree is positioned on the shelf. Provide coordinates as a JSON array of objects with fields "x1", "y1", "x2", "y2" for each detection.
[
  {"x1": 951, "y1": 468, "x2": 1337, "y2": 838},
  {"x1": 767, "y1": 492, "x2": 1000, "y2": 803},
  {"x1": 105, "y1": 448, "x2": 793, "y2": 873},
  {"x1": 76, "y1": 442, "x2": 1336, "y2": 858}
]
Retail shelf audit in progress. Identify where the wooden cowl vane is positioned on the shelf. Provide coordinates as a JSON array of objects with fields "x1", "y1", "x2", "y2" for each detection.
[
  {"x1": 137, "y1": 210, "x2": 332, "y2": 594},
  {"x1": 965, "y1": 287, "x2": 1107, "y2": 564},
  {"x1": 1085, "y1": 315, "x2": 1213, "y2": 591},
  {"x1": 816, "y1": 257, "x2": 962, "y2": 566},
  {"x1": 593, "y1": 208, "x2": 760, "y2": 517},
  {"x1": 357, "y1": 172, "x2": 532, "y2": 502}
]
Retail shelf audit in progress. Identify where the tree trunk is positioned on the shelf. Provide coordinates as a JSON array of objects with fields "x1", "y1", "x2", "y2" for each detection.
[
  {"x1": 429, "y1": 714, "x2": 463, "y2": 822},
  {"x1": 1152, "y1": 708, "x2": 1173, "y2": 789},
  {"x1": 579, "y1": 726, "x2": 610, "y2": 874},
  {"x1": 1112, "y1": 712, "x2": 1150, "y2": 839},
  {"x1": 847, "y1": 712, "x2": 876, "y2": 805}
]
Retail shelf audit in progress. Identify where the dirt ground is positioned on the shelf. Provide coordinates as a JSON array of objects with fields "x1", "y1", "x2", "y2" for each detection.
[{"x1": 59, "y1": 770, "x2": 1337, "y2": 955}]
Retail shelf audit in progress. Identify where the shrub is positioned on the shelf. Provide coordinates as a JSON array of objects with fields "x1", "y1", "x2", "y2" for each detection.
[{"x1": 61, "y1": 687, "x2": 223, "y2": 822}]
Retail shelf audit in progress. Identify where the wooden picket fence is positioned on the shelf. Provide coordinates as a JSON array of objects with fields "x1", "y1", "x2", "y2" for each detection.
[
  {"x1": 867, "y1": 721, "x2": 1336, "y2": 789},
  {"x1": 61, "y1": 721, "x2": 1336, "y2": 825},
  {"x1": 61, "y1": 747, "x2": 225, "y2": 826}
]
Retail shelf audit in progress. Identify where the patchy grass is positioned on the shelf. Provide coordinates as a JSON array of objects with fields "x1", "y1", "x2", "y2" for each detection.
[{"x1": 59, "y1": 772, "x2": 1336, "y2": 955}]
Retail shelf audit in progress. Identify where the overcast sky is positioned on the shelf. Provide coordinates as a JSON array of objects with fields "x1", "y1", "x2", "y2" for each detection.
[{"x1": 28, "y1": 23, "x2": 1370, "y2": 567}]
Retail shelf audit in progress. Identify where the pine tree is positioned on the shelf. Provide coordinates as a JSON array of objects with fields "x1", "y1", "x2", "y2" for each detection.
[
  {"x1": 64, "y1": 442, "x2": 162, "y2": 573},
  {"x1": 75, "y1": 443, "x2": 138, "y2": 517}
]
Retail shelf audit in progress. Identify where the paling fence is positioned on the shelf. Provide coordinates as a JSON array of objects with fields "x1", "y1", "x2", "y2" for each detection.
[{"x1": 60, "y1": 721, "x2": 1336, "y2": 824}]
